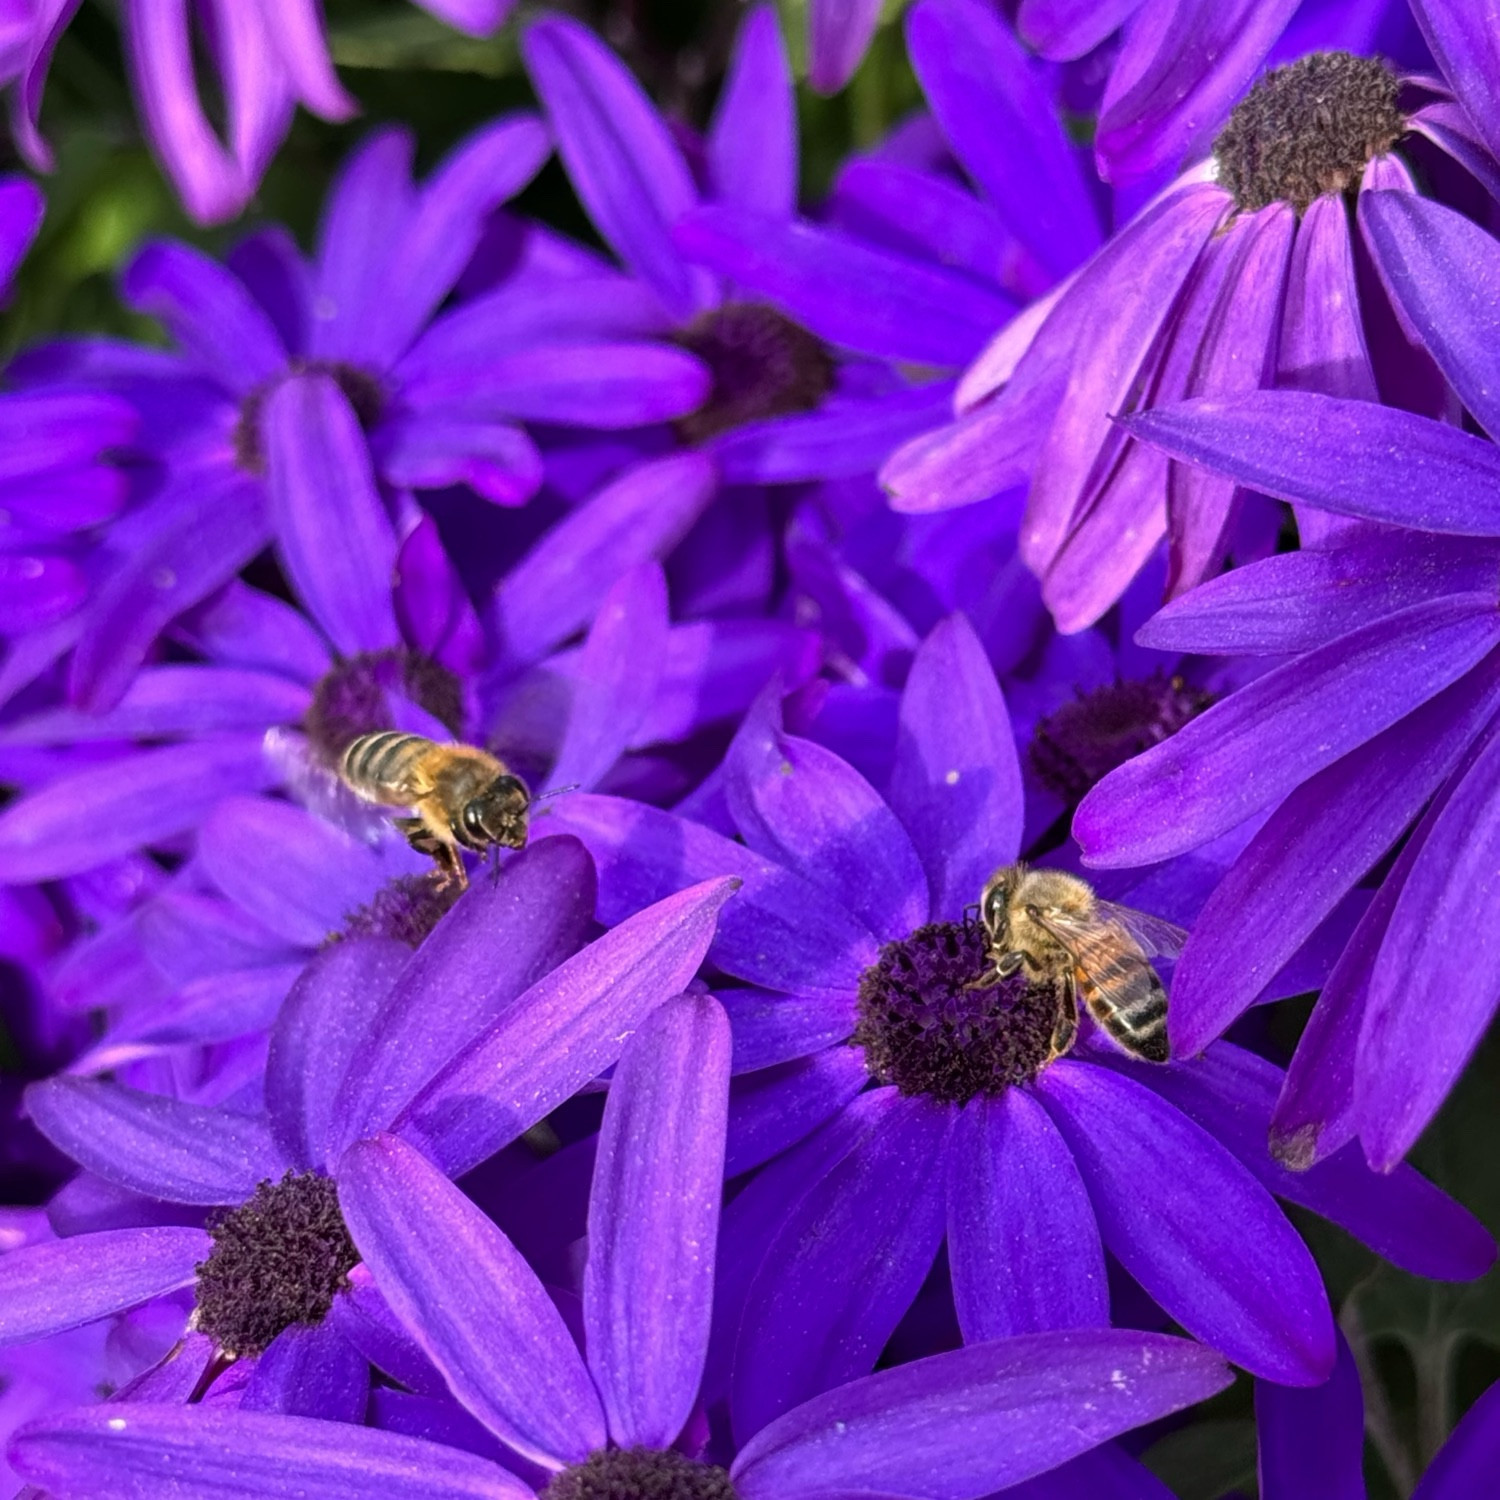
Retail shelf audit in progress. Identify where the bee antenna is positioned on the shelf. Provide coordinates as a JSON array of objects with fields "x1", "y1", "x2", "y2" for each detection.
[{"x1": 534, "y1": 783, "x2": 580, "y2": 804}]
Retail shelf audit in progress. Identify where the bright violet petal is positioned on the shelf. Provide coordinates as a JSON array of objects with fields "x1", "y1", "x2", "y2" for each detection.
[
  {"x1": 329, "y1": 1265, "x2": 448, "y2": 1397},
  {"x1": 332, "y1": 834, "x2": 597, "y2": 1151},
  {"x1": 490, "y1": 452, "x2": 716, "y2": 668},
  {"x1": 1358, "y1": 724, "x2": 1500, "y2": 1170},
  {"x1": 0, "y1": 174, "x2": 43, "y2": 292},
  {"x1": 1255, "y1": 1330, "x2": 1365, "y2": 1500},
  {"x1": 1361, "y1": 190, "x2": 1500, "y2": 442},
  {"x1": 719, "y1": 990, "x2": 856, "y2": 1073},
  {"x1": 9, "y1": 1403, "x2": 530, "y2": 1500},
  {"x1": 947, "y1": 1089, "x2": 1108, "y2": 1343},
  {"x1": 709, "y1": 4, "x2": 796, "y2": 217},
  {"x1": 1095, "y1": 0, "x2": 1300, "y2": 183},
  {"x1": 1019, "y1": 0, "x2": 1140, "y2": 59},
  {"x1": 887, "y1": 612, "x2": 1023, "y2": 921},
  {"x1": 212, "y1": 0, "x2": 293, "y2": 189},
  {"x1": 731, "y1": 1093, "x2": 951, "y2": 1438},
  {"x1": 258, "y1": 0, "x2": 357, "y2": 120},
  {"x1": 0, "y1": 737, "x2": 274, "y2": 884},
  {"x1": 1124, "y1": 390, "x2": 1500, "y2": 533},
  {"x1": 375, "y1": 416, "x2": 543, "y2": 508},
  {"x1": 586, "y1": 994, "x2": 730, "y2": 1448},
  {"x1": 1036, "y1": 1061, "x2": 1334, "y2": 1385},
  {"x1": 26, "y1": 1076, "x2": 292, "y2": 1204},
  {"x1": 731, "y1": 1329, "x2": 1232, "y2": 1500},
  {"x1": 1412, "y1": 1374, "x2": 1500, "y2": 1500},
  {"x1": 1408, "y1": 0, "x2": 1500, "y2": 168},
  {"x1": 907, "y1": 0, "x2": 1099, "y2": 277},
  {"x1": 340, "y1": 1132, "x2": 604, "y2": 1467},
  {"x1": 545, "y1": 794, "x2": 877, "y2": 999},
  {"x1": 1074, "y1": 595, "x2": 1500, "y2": 868},
  {"x1": 396, "y1": 876, "x2": 740, "y2": 1177},
  {"x1": 0, "y1": 554, "x2": 85, "y2": 631},
  {"x1": 241, "y1": 1322, "x2": 370, "y2": 1424},
  {"x1": 420, "y1": 0, "x2": 516, "y2": 34},
  {"x1": 808, "y1": 0, "x2": 881, "y2": 93},
  {"x1": 0, "y1": 391, "x2": 135, "y2": 479},
  {"x1": 263, "y1": 373, "x2": 401, "y2": 655},
  {"x1": 0, "y1": 1227, "x2": 208, "y2": 1347},
  {"x1": 266, "y1": 937, "x2": 411, "y2": 1170},
  {"x1": 522, "y1": 15, "x2": 712, "y2": 319},
  {"x1": 673, "y1": 205, "x2": 1014, "y2": 366}
]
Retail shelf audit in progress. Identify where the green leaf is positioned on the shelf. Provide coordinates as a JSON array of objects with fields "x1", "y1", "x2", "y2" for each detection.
[{"x1": 1143, "y1": 1417, "x2": 1258, "y2": 1500}]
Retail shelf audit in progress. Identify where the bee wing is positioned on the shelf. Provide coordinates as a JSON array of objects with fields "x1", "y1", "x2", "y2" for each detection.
[
  {"x1": 1092, "y1": 900, "x2": 1188, "y2": 960},
  {"x1": 261, "y1": 727, "x2": 397, "y2": 845},
  {"x1": 1028, "y1": 906, "x2": 1156, "y2": 968}
]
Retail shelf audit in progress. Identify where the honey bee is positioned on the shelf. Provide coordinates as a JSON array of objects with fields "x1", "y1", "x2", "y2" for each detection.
[
  {"x1": 975, "y1": 864, "x2": 1187, "y2": 1064},
  {"x1": 336, "y1": 731, "x2": 533, "y2": 892}
]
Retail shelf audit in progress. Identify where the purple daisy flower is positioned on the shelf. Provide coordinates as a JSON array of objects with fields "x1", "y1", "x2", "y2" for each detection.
[
  {"x1": 7, "y1": 990, "x2": 1234, "y2": 1500},
  {"x1": 0, "y1": 840, "x2": 735, "y2": 1409},
  {"x1": 1077, "y1": 190, "x2": 1500, "y2": 1173},
  {"x1": 881, "y1": 40, "x2": 1499, "y2": 631},
  {"x1": 540, "y1": 613, "x2": 1490, "y2": 1428}
]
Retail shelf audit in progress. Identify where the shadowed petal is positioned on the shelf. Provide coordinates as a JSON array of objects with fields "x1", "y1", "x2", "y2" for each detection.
[
  {"x1": 0, "y1": 737, "x2": 274, "y2": 884},
  {"x1": 732, "y1": 1330, "x2": 1232, "y2": 1500},
  {"x1": 1408, "y1": 0, "x2": 1500, "y2": 169},
  {"x1": 523, "y1": 16, "x2": 712, "y2": 319},
  {"x1": 392, "y1": 515, "x2": 486, "y2": 677},
  {"x1": 732, "y1": 1093, "x2": 951, "y2": 1438},
  {"x1": 0, "y1": 1226, "x2": 208, "y2": 1347},
  {"x1": 397, "y1": 877, "x2": 740, "y2": 1177},
  {"x1": 329, "y1": 1265, "x2": 448, "y2": 1398},
  {"x1": 242, "y1": 1322, "x2": 370, "y2": 1423},
  {"x1": 1412, "y1": 1374, "x2": 1500, "y2": 1500},
  {"x1": 1019, "y1": 0, "x2": 1139, "y2": 59},
  {"x1": 725, "y1": 1049, "x2": 870, "y2": 1177},
  {"x1": 333, "y1": 835, "x2": 597, "y2": 1152},
  {"x1": 709, "y1": 6, "x2": 795, "y2": 216},
  {"x1": 263, "y1": 373, "x2": 400, "y2": 656},
  {"x1": 0, "y1": 554, "x2": 85, "y2": 631},
  {"x1": 340, "y1": 1133, "x2": 604, "y2": 1466},
  {"x1": 375, "y1": 416, "x2": 543, "y2": 508},
  {"x1": 888, "y1": 613, "x2": 1023, "y2": 921},
  {"x1": 948, "y1": 1090, "x2": 1107, "y2": 1343},
  {"x1": 1037, "y1": 1061, "x2": 1334, "y2": 1384},
  {"x1": 0, "y1": 175, "x2": 43, "y2": 292},
  {"x1": 808, "y1": 0, "x2": 881, "y2": 93},
  {"x1": 1254, "y1": 1329, "x2": 1364, "y2": 1500},
  {"x1": 9, "y1": 1403, "x2": 530, "y2": 1500},
  {"x1": 0, "y1": 392, "x2": 136, "y2": 478},
  {"x1": 26, "y1": 1077, "x2": 292, "y2": 1204},
  {"x1": 586, "y1": 994, "x2": 730, "y2": 1448},
  {"x1": 719, "y1": 990, "x2": 856, "y2": 1073},
  {"x1": 1075, "y1": 596, "x2": 1500, "y2": 867}
]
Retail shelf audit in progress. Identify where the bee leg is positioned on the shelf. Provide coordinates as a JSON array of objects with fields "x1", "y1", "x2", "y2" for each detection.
[
  {"x1": 432, "y1": 843, "x2": 468, "y2": 893},
  {"x1": 965, "y1": 950, "x2": 1027, "y2": 990},
  {"x1": 396, "y1": 818, "x2": 467, "y2": 893},
  {"x1": 1045, "y1": 972, "x2": 1079, "y2": 1063}
]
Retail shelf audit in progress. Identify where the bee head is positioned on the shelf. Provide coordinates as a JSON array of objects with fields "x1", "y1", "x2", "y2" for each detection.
[
  {"x1": 979, "y1": 865, "x2": 1018, "y2": 940},
  {"x1": 463, "y1": 774, "x2": 532, "y2": 850}
]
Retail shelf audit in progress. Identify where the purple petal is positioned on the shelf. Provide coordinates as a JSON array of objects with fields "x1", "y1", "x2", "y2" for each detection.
[
  {"x1": 545, "y1": 794, "x2": 878, "y2": 999},
  {"x1": 709, "y1": 5, "x2": 796, "y2": 217},
  {"x1": 719, "y1": 990, "x2": 856, "y2": 1073},
  {"x1": 1018, "y1": 0, "x2": 1140, "y2": 59},
  {"x1": 1169, "y1": 655, "x2": 1500, "y2": 1054},
  {"x1": 9, "y1": 1403, "x2": 530, "y2": 1500},
  {"x1": 328, "y1": 1265, "x2": 448, "y2": 1398},
  {"x1": 1132, "y1": 1044, "x2": 1494, "y2": 1283},
  {"x1": 177, "y1": 577, "x2": 331, "y2": 684},
  {"x1": 260, "y1": 0, "x2": 357, "y2": 121},
  {"x1": 887, "y1": 612, "x2": 1023, "y2": 921},
  {"x1": 522, "y1": 16, "x2": 712, "y2": 319},
  {"x1": 1075, "y1": 595, "x2": 1500, "y2": 868},
  {"x1": 266, "y1": 937, "x2": 411, "y2": 1170},
  {"x1": 121, "y1": 0, "x2": 247, "y2": 223},
  {"x1": 340, "y1": 1133, "x2": 603, "y2": 1466},
  {"x1": 396, "y1": 875, "x2": 740, "y2": 1177},
  {"x1": 1036, "y1": 1060, "x2": 1334, "y2": 1384},
  {"x1": 490, "y1": 452, "x2": 716, "y2": 668},
  {"x1": 586, "y1": 994, "x2": 730, "y2": 1448},
  {"x1": 1254, "y1": 1330, "x2": 1365, "y2": 1500},
  {"x1": 1358, "y1": 725, "x2": 1500, "y2": 1170},
  {"x1": 731, "y1": 1092, "x2": 951, "y2": 1438},
  {"x1": 1408, "y1": 0, "x2": 1500, "y2": 169},
  {"x1": 0, "y1": 1227, "x2": 208, "y2": 1347},
  {"x1": 241, "y1": 1322, "x2": 370, "y2": 1423},
  {"x1": 0, "y1": 391, "x2": 136, "y2": 478},
  {"x1": 1361, "y1": 190, "x2": 1500, "y2": 442},
  {"x1": 1095, "y1": 0, "x2": 1300, "y2": 183},
  {"x1": 907, "y1": 0, "x2": 1100, "y2": 277},
  {"x1": 392, "y1": 515, "x2": 486, "y2": 678},
  {"x1": 673, "y1": 206, "x2": 1014, "y2": 366},
  {"x1": 0, "y1": 174, "x2": 43, "y2": 294},
  {"x1": 1407, "y1": 99, "x2": 1500, "y2": 206},
  {"x1": 725, "y1": 697, "x2": 927, "y2": 941},
  {"x1": 732, "y1": 1329, "x2": 1232, "y2": 1500},
  {"x1": 332, "y1": 834, "x2": 597, "y2": 1152},
  {"x1": 947, "y1": 1089, "x2": 1107, "y2": 1343},
  {"x1": 26, "y1": 1077, "x2": 292, "y2": 1205},
  {"x1": 375, "y1": 416, "x2": 543, "y2": 508},
  {"x1": 550, "y1": 562, "x2": 670, "y2": 792},
  {"x1": 725, "y1": 1049, "x2": 870, "y2": 1177},
  {"x1": 208, "y1": 1, "x2": 292, "y2": 193},
  {"x1": 0, "y1": 554, "x2": 85, "y2": 631},
  {"x1": 0, "y1": 736, "x2": 274, "y2": 883},
  {"x1": 1125, "y1": 389, "x2": 1500, "y2": 533},
  {"x1": 1412, "y1": 1374, "x2": 1500, "y2": 1500},
  {"x1": 808, "y1": 0, "x2": 881, "y2": 93},
  {"x1": 263, "y1": 373, "x2": 401, "y2": 655}
]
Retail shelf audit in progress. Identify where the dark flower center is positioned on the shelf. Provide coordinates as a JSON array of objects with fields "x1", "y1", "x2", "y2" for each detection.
[
  {"x1": 1214, "y1": 52, "x2": 1405, "y2": 214},
  {"x1": 194, "y1": 1171, "x2": 359, "y2": 1357},
  {"x1": 852, "y1": 921, "x2": 1064, "y2": 1102},
  {"x1": 675, "y1": 304, "x2": 834, "y2": 443},
  {"x1": 331, "y1": 873, "x2": 461, "y2": 947},
  {"x1": 233, "y1": 359, "x2": 386, "y2": 475},
  {"x1": 542, "y1": 1447, "x2": 739, "y2": 1500},
  {"x1": 1030, "y1": 673, "x2": 1213, "y2": 808},
  {"x1": 305, "y1": 648, "x2": 465, "y2": 767}
]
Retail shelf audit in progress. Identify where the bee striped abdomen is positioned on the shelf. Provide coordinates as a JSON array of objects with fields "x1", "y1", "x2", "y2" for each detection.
[
  {"x1": 1077, "y1": 954, "x2": 1169, "y2": 1062},
  {"x1": 338, "y1": 732, "x2": 432, "y2": 801}
]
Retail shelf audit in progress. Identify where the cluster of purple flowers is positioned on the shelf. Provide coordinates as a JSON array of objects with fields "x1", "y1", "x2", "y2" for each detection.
[{"x1": 3, "y1": 0, "x2": 1500, "y2": 1496}]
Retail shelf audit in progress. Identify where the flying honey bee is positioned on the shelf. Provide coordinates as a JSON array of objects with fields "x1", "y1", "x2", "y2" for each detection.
[
  {"x1": 336, "y1": 731, "x2": 534, "y2": 892},
  {"x1": 974, "y1": 864, "x2": 1187, "y2": 1064}
]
